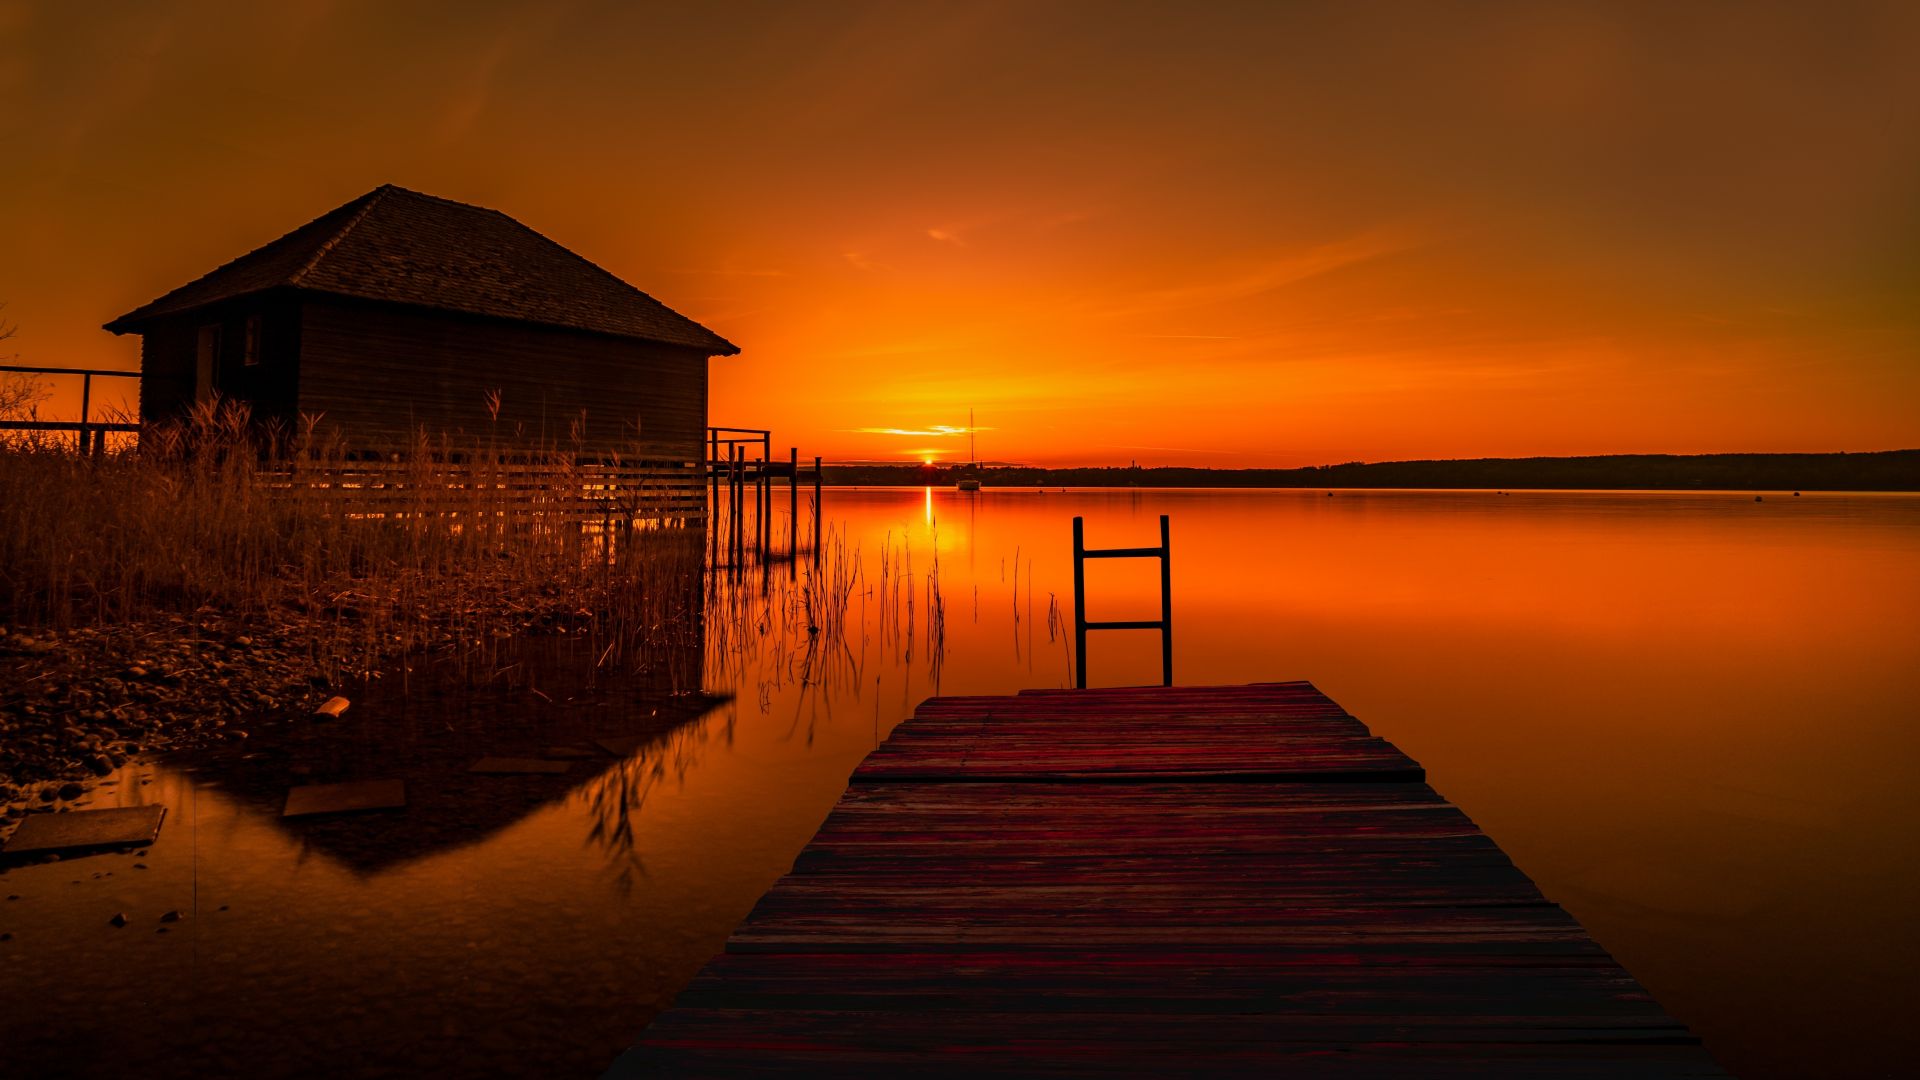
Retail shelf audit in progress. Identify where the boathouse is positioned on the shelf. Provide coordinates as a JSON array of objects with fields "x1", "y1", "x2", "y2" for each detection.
[{"x1": 103, "y1": 184, "x2": 737, "y2": 459}]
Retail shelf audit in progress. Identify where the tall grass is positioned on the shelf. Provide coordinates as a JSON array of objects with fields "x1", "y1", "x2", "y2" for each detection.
[
  {"x1": 0, "y1": 400, "x2": 710, "y2": 685},
  {"x1": 0, "y1": 398, "x2": 962, "y2": 711}
]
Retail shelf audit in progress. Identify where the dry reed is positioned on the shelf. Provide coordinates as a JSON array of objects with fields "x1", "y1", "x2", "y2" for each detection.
[{"x1": 0, "y1": 399, "x2": 710, "y2": 686}]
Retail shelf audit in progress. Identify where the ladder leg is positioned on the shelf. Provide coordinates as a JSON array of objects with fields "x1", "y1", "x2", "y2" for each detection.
[
  {"x1": 1073, "y1": 516, "x2": 1087, "y2": 689},
  {"x1": 1159, "y1": 514, "x2": 1173, "y2": 686}
]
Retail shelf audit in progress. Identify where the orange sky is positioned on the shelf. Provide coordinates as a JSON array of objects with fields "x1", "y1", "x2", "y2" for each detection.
[{"x1": 3, "y1": 1, "x2": 1917, "y2": 466}]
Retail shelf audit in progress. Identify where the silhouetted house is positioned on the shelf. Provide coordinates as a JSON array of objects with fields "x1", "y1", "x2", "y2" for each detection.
[{"x1": 104, "y1": 185, "x2": 738, "y2": 459}]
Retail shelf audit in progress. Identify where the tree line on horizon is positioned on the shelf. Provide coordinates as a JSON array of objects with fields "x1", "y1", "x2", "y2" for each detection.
[{"x1": 823, "y1": 449, "x2": 1920, "y2": 492}]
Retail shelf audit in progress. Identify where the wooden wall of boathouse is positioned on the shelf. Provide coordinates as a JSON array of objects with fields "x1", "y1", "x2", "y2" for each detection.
[
  {"x1": 136, "y1": 295, "x2": 304, "y2": 431},
  {"x1": 294, "y1": 297, "x2": 709, "y2": 460}
]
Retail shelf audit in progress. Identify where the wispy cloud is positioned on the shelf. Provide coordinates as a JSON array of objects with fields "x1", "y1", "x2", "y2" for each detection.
[
  {"x1": 850, "y1": 424, "x2": 992, "y2": 438},
  {"x1": 925, "y1": 226, "x2": 966, "y2": 247},
  {"x1": 1040, "y1": 207, "x2": 1103, "y2": 230},
  {"x1": 1095, "y1": 230, "x2": 1420, "y2": 320},
  {"x1": 665, "y1": 266, "x2": 789, "y2": 278},
  {"x1": 1099, "y1": 443, "x2": 1229, "y2": 455},
  {"x1": 842, "y1": 250, "x2": 889, "y2": 272}
]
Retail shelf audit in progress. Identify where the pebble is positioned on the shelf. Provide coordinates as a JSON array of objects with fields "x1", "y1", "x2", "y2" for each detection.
[
  {"x1": 109, "y1": 912, "x2": 128, "y2": 927},
  {"x1": 2, "y1": 606, "x2": 574, "y2": 800},
  {"x1": 0, "y1": 617, "x2": 341, "y2": 798},
  {"x1": 160, "y1": 909, "x2": 184, "y2": 923}
]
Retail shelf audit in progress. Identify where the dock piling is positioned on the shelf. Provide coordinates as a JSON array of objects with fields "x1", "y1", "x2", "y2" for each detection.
[{"x1": 706, "y1": 428, "x2": 824, "y2": 570}]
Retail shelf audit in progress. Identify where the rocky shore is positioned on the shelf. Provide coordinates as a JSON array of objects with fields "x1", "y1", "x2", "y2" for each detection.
[
  {"x1": 0, "y1": 618, "x2": 342, "y2": 843},
  {"x1": 0, "y1": 585, "x2": 626, "y2": 847}
]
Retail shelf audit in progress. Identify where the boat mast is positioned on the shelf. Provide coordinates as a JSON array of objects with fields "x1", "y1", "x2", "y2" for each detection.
[{"x1": 969, "y1": 407, "x2": 976, "y2": 466}]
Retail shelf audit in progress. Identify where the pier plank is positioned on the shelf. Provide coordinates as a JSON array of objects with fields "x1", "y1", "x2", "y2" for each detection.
[{"x1": 610, "y1": 683, "x2": 1723, "y2": 1077}]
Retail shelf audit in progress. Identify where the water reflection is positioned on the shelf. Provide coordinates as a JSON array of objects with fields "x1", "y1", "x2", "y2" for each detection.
[
  {"x1": 1, "y1": 489, "x2": 1914, "y2": 1080},
  {"x1": 176, "y1": 684, "x2": 726, "y2": 878},
  {"x1": 584, "y1": 717, "x2": 721, "y2": 896}
]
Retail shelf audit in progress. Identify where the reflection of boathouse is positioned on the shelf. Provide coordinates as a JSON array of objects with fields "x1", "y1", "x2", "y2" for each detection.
[
  {"x1": 182, "y1": 636, "x2": 723, "y2": 877},
  {"x1": 106, "y1": 185, "x2": 737, "y2": 469}
]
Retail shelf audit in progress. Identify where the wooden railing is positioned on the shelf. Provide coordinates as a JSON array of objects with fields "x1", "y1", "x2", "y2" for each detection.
[{"x1": 0, "y1": 364, "x2": 140, "y2": 454}]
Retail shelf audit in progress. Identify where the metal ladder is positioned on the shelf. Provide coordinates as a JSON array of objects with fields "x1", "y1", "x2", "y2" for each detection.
[{"x1": 1071, "y1": 514, "x2": 1172, "y2": 689}]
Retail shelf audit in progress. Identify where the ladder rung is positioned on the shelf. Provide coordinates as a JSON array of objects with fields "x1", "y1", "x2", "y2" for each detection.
[{"x1": 1081, "y1": 545, "x2": 1165, "y2": 559}]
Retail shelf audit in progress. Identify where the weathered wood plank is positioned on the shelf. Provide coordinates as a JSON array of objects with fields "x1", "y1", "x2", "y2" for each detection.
[{"x1": 608, "y1": 683, "x2": 1724, "y2": 1077}]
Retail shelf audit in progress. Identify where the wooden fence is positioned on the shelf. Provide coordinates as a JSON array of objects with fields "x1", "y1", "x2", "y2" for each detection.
[
  {"x1": 0, "y1": 364, "x2": 141, "y2": 454},
  {"x1": 263, "y1": 457, "x2": 707, "y2": 523}
]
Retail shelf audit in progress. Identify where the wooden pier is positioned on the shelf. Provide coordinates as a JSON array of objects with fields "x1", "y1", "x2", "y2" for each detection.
[
  {"x1": 707, "y1": 426, "x2": 824, "y2": 570},
  {"x1": 612, "y1": 682, "x2": 1724, "y2": 1077}
]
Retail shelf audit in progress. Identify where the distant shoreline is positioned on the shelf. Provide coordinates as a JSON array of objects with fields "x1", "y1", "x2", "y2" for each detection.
[{"x1": 821, "y1": 449, "x2": 1920, "y2": 492}]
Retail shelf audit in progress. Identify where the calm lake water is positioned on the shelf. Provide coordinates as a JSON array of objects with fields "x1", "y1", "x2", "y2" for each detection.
[{"x1": 3, "y1": 488, "x2": 1916, "y2": 1079}]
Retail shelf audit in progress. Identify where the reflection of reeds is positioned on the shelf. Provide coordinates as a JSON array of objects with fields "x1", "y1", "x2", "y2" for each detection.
[
  {"x1": 579, "y1": 713, "x2": 715, "y2": 895},
  {"x1": 705, "y1": 523, "x2": 872, "y2": 709},
  {"x1": 1047, "y1": 591, "x2": 1074, "y2": 684}
]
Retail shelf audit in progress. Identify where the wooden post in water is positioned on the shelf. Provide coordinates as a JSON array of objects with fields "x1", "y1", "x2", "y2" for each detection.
[
  {"x1": 1071, "y1": 514, "x2": 1173, "y2": 689},
  {"x1": 756, "y1": 433, "x2": 770, "y2": 563},
  {"x1": 788, "y1": 446, "x2": 799, "y2": 560},
  {"x1": 812, "y1": 455, "x2": 823, "y2": 566},
  {"x1": 760, "y1": 454, "x2": 770, "y2": 560},
  {"x1": 730, "y1": 445, "x2": 743, "y2": 573}
]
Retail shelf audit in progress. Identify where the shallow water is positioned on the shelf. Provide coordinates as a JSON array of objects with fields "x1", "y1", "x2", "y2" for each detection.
[{"x1": 3, "y1": 488, "x2": 1916, "y2": 1079}]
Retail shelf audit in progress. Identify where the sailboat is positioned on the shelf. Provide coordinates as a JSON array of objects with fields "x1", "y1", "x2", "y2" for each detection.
[{"x1": 956, "y1": 408, "x2": 981, "y2": 492}]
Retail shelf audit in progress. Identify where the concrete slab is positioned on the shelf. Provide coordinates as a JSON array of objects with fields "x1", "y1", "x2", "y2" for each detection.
[
  {"x1": 283, "y1": 779, "x2": 406, "y2": 818},
  {"x1": 468, "y1": 757, "x2": 572, "y2": 775},
  {"x1": 2, "y1": 806, "x2": 167, "y2": 856}
]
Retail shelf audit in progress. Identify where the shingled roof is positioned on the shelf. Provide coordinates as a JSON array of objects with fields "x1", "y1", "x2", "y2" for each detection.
[{"x1": 104, "y1": 185, "x2": 739, "y2": 355}]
